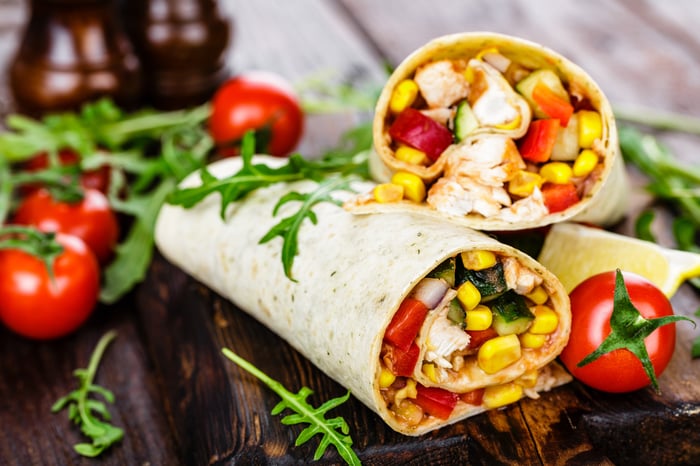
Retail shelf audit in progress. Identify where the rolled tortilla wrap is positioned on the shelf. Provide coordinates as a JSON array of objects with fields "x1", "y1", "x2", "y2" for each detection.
[
  {"x1": 154, "y1": 156, "x2": 572, "y2": 436},
  {"x1": 355, "y1": 32, "x2": 627, "y2": 230}
]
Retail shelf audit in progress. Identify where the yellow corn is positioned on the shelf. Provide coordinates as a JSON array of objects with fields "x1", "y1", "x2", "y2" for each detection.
[
  {"x1": 483, "y1": 382, "x2": 523, "y2": 409},
  {"x1": 391, "y1": 171, "x2": 426, "y2": 203},
  {"x1": 457, "y1": 281, "x2": 481, "y2": 311},
  {"x1": 423, "y1": 363, "x2": 439, "y2": 383},
  {"x1": 516, "y1": 369, "x2": 539, "y2": 388},
  {"x1": 379, "y1": 367, "x2": 396, "y2": 388},
  {"x1": 461, "y1": 250, "x2": 497, "y2": 270},
  {"x1": 494, "y1": 113, "x2": 522, "y2": 130},
  {"x1": 465, "y1": 304, "x2": 493, "y2": 331},
  {"x1": 395, "y1": 378, "x2": 418, "y2": 406},
  {"x1": 529, "y1": 305, "x2": 559, "y2": 334},
  {"x1": 578, "y1": 110, "x2": 602, "y2": 149},
  {"x1": 508, "y1": 170, "x2": 544, "y2": 197},
  {"x1": 525, "y1": 286, "x2": 549, "y2": 305},
  {"x1": 519, "y1": 332, "x2": 546, "y2": 349},
  {"x1": 395, "y1": 145, "x2": 429, "y2": 166},
  {"x1": 540, "y1": 162, "x2": 573, "y2": 184},
  {"x1": 573, "y1": 149, "x2": 599, "y2": 177},
  {"x1": 373, "y1": 183, "x2": 404, "y2": 203},
  {"x1": 389, "y1": 79, "x2": 419, "y2": 114},
  {"x1": 394, "y1": 399, "x2": 424, "y2": 426},
  {"x1": 477, "y1": 334, "x2": 521, "y2": 374}
]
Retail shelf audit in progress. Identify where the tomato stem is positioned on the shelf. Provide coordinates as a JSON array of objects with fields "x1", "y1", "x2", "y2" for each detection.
[{"x1": 0, "y1": 226, "x2": 64, "y2": 278}]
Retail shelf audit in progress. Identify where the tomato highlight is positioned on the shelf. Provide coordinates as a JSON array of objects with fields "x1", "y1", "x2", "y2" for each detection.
[
  {"x1": 384, "y1": 298, "x2": 429, "y2": 351},
  {"x1": 389, "y1": 108, "x2": 454, "y2": 161}
]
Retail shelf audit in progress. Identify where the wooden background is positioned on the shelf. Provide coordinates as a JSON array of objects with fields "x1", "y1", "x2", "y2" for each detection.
[{"x1": 1, "y1": 0, "x2": 699, "y2": 464}]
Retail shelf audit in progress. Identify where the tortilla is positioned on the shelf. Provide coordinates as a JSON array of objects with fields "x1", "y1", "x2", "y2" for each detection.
[
  {"x1": 154, "y1": 156, "x2": 572, "y2": 436},
  {"x1": 355, "y1": 32, "x2": 628, "y2": 230}
]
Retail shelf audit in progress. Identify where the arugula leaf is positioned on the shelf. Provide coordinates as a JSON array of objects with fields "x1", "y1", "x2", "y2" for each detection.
[
  {"x1": 52, "y1": 330, "x2": 123, "y2": 457},
  {"x1": 260, "y1": 176, "x2": 353, "y2": 280},
  {"x1": 221, "y1": 348, "x2": 361, "y2": 465}
]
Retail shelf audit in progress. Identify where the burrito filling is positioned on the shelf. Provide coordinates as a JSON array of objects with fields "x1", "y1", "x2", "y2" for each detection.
[
  {"x1": 372, "y1": 49, "x2": 606, "y2": 223},
  {"x1": 379, "y1": 249, "x2": 562, "y2": 428}
]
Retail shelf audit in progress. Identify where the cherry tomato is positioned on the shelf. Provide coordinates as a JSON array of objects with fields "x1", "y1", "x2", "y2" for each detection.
[
  {"x1": 209, "y1": 71, "x2": 304, "y2": 157},
  {"x1": 13, "y1": 188, "x2": 119, "y2": 264},
  {"x1": 559, "y1": 271, "x2": 676, "y2": 393},
  {"x1": 0, "y1": 233, "x2": 100, "y2": 340},
  {"x1": 22, "y1": 148, "x2": 111, "y2": 194}
]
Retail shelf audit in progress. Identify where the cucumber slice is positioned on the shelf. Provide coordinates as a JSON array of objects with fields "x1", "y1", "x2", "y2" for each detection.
[
  {"x1": 490, "y1": 291, "x2": 534, "y2": 336},
  {"x1": 515, "y1": 69, "x2": 569, "y2": 119},
  {"x1": 455, "y1": 260, "x2": 507, "y2": 302},
  {"x1": 428, "y1": 257, "x2": 456, "y2": 287},
  {"x1": 454, "y1": 100, "x2": 479, "y2": 141},
  {"x1": 446, "y1": 299, "x2": 466, "y2": 328}
]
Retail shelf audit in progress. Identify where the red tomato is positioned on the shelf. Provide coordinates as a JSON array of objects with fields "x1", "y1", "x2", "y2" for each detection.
[
  {"x1": 466, "y1": 328, "x2": 499, "y2": 349},
  {"x1": 414, "y1": 385, "x2": 459, "y2": 420},
  {"x1": 13, "y1": 188, "x2": 119, "y2": 264},
  {"x1": 541, "y1": 182, "x2": 579, "y2": 214},
  {"x1": 22, "y1": 149, "x2": 111, "y2": 194},
  {"x1": 559, "y1": 271, "x2": 676, "y2": 393},
  {"x1": 384, "y1": 298, "x2": 429, "y2": 351},
  {"x1": 386, "y1": 342, "x2": 420, "y2": 377},
  {"x1": 209, "y1": 71, "x2": 304, "y2": 157},
  {"x1": 0, "y1": 233, "x2": 100, "y2": 340},
  {"x1": 518, "y1": 118, "x2": 560, "y2": 162}
]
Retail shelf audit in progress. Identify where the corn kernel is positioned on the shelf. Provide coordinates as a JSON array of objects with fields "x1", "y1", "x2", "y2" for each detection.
[
  {"x1": 477, "y1": 334, "x2": 521, "y2": 374},
  {"x1": 465, "y1": 304, "x2": 493, "y2": 331},
  {"x1": 423, "y1": 363, "x2": 438, "y2": 383},
  {"x1": 508, "y1": 170, "x2": 544, "y2": 197},
  {"x1": 373, "y1": 183, "x2": 404, "y2": 203},
  {"x1": 525, "y1": 286, "x2": 549, "y2": 305},
  {"x1": 573, "y1": 149, "x2": 599, "y2": 177},
  {"x1": 395, "y1": 378, "x2": 418, "y2": 406},
  {"x1": 389, "y1": 79, "x2": 419, "y2": 114},
  {"x1": 395, "y1": 145, "x2": 429, "y2": 166},
  {"x1": 379, "y1": 367, "x2": 396, "y2": 388},
  {"x1": 529, "y1": 305, "x2": 559, "y2": 334},
  {"x1": 540, "y1": 162, "x2": 573, "y2": 184},
  {"x1": 394, "y1": 399, "x2": 424, "y2": 426},
  {"x1": 457, "y1": 281, "x2": 481, "y2": 311},
  {"x1": 391, "y1": 171, "x2": 426, "y2": 203},
  {"x1": 483, "y1": 382, "x2": 523, "y2": 409},
  {"x1": 461, "y1": 250, "x2": 497, "y2": 270},
  {"x1": 578, "y1": 110, "x2": 602, "y2": 149},
  {"x1": 519, "y1": 332, "x2": 546, "y2": 349},
  {"x1": 516, "y1": 369, "x2": 539, "y2": 388}
]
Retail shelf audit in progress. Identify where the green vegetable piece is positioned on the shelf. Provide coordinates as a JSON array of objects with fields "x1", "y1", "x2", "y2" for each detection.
[
  {"x1": 577, "y1": 270, "x2": 695, "y2": 392},
  {"x1": 222, "y1": 348, "x2": 361, "y2": 465},
  {"x1": 454, "y1": 100, "x2": 479, "y2": 141},
  {"x1": 52, "y1": 330, "x2": 123, "y2": 457},
  {"x1": 428, "y1": 257, "x2": 456, "y2": 287},
  {"x1": 446, "y1": 298, "x2": 466, "y2": 328},
  {"x1": 515, "y1": 69, "x2": 570, "y2": 118},
  {"x1": 456, "y1": 259, "x2": 507, "y2": 302},
  {"x1": 490, "y1": 290, "x2": 535, "y2": 336}
]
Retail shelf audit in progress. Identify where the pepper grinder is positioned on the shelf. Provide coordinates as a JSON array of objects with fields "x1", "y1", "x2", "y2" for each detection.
[
  {"x1": 9, "y1": 0, "x2": 143, "y2": 117},
  {"x1": 122, "y1": 0, "x2": 232, "y2": 110}
]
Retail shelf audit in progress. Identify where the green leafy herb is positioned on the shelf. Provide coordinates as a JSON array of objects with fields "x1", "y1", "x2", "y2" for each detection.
[
  {"x1": 52, "y1": 330, "x2": 123, "y2": 457},
  {"x1": 168, "y1": 128, "x2": 372, "y2": 278},
  {"x1": 221, "y1": 348, "x2": 360, "y2": 465},
  {"x1": 577, "y1": 270, "x2": 695, "y2": 392},
  {"x1": 634, "y1": 209, "x2": 657, "y2": 243},
  {"x1": 0, "y1": 226, "x2": 63, "y2": 277}
]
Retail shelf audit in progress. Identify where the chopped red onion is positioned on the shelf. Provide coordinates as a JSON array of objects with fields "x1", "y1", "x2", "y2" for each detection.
[{"x1": 411, "y1": 278, "x2": 449, "y2": 309}]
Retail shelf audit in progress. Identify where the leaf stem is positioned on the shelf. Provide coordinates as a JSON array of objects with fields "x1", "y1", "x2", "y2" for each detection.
[
  {"x1": 77, "y1": 330, "x2": 118, "y2": 432},
  {"x1": 615, "y1": 105, "x2": 700, "y2": 135}
]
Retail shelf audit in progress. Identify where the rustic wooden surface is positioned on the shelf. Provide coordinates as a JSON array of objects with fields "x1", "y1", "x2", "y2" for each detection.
[{"x1": 1, "y1": 0, "x2": 699, "y2": 464}]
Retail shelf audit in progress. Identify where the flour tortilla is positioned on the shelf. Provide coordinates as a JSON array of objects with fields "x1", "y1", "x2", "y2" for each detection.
[
  {"x1": 154, "y1": 156, "x2": 572, "y2": 436},
  {"x1": 366, "y1": 32, "x2": 628, "y2": 230}
]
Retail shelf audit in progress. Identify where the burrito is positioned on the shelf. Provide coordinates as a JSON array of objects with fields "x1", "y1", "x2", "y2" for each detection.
[
  {"x1": 154, "y1": 156, "x2": 572, "y2": 436},
  {"x1": 348, "y1": 32, "x2": 627, "y2": 230}
]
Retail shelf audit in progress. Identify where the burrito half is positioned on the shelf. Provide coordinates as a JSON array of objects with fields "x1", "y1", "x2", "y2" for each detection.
[
  {"x1": 347, "y1": 32, "x2": 627, "y2": 230},
  {"x1": 154, "y1": 156, "x2": 572, "y2": 436}
]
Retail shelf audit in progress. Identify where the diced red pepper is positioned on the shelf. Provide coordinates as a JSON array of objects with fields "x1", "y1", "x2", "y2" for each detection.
[
  {"x1": 388, "y1": 342, "x2": 420, "y2": 377},
  {"x1": 541, "y1": 182, "x2": 580, "y2": 213},
  {"x1": 414, "y1": 385, "x2": 459, "y2": 420},
  {"x1": 384, "y1": 298, "x2": 429, "y2": 351},
  {"x1": 532, "y1": 82, "x2": 574, "y2": 127},
  {"x1": 518, "y1": 119, "x2": 560, "y2": 163},
  {"x1": 460, "y1": 388, "x2": 485, "y2": 406},
  {"x1": 466, "y1": 328, "x2": 499, "y2": 349},
  {"x1": 389, "y1": 108, "x2": 453, "y2": 161}
]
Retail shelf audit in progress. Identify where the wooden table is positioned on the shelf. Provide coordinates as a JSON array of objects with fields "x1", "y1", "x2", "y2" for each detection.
[{"x1": 1, "y1": 0, "x2": 699, "y2": 464}]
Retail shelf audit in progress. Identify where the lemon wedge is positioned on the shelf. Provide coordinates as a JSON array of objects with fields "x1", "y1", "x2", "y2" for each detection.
[{"x1": 537, "y1": 222, "x2": 700, "y2": 297}]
